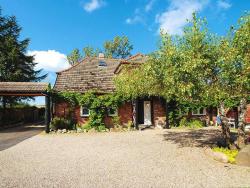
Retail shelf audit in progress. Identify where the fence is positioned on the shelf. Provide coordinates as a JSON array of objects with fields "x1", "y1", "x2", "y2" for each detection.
[{"x1": 0, "y1": 107, "x2": 45, "y2": 127}]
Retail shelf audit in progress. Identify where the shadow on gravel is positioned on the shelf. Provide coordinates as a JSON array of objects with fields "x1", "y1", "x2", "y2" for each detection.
[
  {"x1": 160, "y1": 128, "x2": 237, "y2": 148},
  {"x1": 0, "y1": 123, "x2": 44, "y2": 151}
]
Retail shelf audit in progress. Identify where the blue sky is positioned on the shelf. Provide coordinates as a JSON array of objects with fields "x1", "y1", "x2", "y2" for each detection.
[{"x1": 0, "y1": 0, "x2": 249, "y2": 104}]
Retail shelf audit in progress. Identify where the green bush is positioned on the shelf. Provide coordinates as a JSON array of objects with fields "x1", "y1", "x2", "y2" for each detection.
[
  {"x1": 179, "y1": 117, "x2": 189, "y2": 127},
  {"x1": 83, "y1": 123, "x2": 92, "y2": 131},
  {"x1": 212, "y1": 147, "x2": 238, "y2": 164},
  {"x1": 96, "y1": 125, "x2": 106, "y2": 132},
  {"x1": 50, "y1": 117, "x2": 74, "y2": 130},
  {"x1": 178, "y1": 118, "x2": 204, "y2": 129},
  {"x1": 188, "y1": 119, "x2": 204, "y2": 128},
  {"x1": 127, "y1": 120, "x2": 133, "y2": 130}
]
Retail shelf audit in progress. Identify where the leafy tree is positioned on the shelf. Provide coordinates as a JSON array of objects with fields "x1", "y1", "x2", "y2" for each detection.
[
  {"x1": 0, "y1": 8, "x2": 46, "y2": 108},
  {"x1": 224, "y1": 12, "x2": 250, "y2": 147},
  {"x1": 83, "y1": 46, "x2": 100, "y2": 57},
  {"x1": 67, "y1": 48, "x2": 82, "y2": 65},
  {"x1": 115, "y1": 13, "x2": 250, "y2": 148},
  {"x1": 104, "y1": 36, "x2": 133, "y2": 58}
]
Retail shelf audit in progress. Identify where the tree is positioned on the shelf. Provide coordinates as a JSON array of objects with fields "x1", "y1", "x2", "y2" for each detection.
[
  {"x1": 83, "y1": 46, "x2": 100, "y2": 57},
  {"x1": 104, "y1": 36, "x2": 133, "y2": 58},
  {"x1": 67, "y1": 48, "x2": 82, "y2": 65},
  {"x1": 228, "y1": 12, "x2": 250, "y2": 147},
  {"x1": 0, "y1": 8, "x2": 46, "y2": 108}
]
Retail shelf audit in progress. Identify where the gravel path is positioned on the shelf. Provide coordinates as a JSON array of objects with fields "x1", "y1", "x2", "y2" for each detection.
[{"x1": 0, "y1": 128, "x2": 250, "y2": 188}]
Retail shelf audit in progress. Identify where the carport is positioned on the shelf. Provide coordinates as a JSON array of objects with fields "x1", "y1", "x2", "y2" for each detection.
[{"x1": 0, "y1": 82, "x2": 51, "y2": 133}]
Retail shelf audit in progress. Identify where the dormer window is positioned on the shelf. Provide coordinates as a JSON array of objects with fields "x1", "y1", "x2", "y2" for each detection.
[{"x1": 99, "y1": 61, "x2": 107, "y2": 67}]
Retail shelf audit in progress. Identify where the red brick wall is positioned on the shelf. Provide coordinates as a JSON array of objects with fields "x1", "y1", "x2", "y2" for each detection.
[
  {"x1": 54, "y1": 102, "x2": 70, "y2": 118},
  {"x1": 118, "y1": 101, "x2": 133, "y2": 126},
  {"x1": 152, "y1": 98, "x2": 166, "y2": 127},
  {"x1": 54, "y1": 101, "x2": 133, "y2": 127}
]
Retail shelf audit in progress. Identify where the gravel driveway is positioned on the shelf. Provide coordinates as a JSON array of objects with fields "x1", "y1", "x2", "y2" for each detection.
[{"x1": 0, "y1": 127, "x2": 250, "y2": 188}]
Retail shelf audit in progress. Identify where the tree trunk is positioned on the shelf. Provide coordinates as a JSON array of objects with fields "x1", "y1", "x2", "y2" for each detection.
[
  {"x1": 132, "y1": 99, "x2": 138, "y2": 130},
  {"x1": 219, "y1": 102, "x2": 231, "y2": 148},
  {"x1": 237, "y1": 98, "x2": 247, "y2": 148},
  {"x1": 165, "y1": 100, "x2": 170, "y2": 129}
]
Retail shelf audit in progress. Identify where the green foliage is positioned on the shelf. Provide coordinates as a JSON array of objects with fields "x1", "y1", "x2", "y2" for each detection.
[
  {"x1": 112, "y1": 116, "x2": 122, "y2": 130},
  {"x1": 188, "y1": 119, "x2": 204, "y2": 129},
  {"x1": 104, "y1": 36, "x2": 133, "y2": 58},
  {"x1": 96, "y1": 125, "x2": 106, "y2": 132},
  {"x1": 57, "y1": 91, "x2": 125, "y2": 128},
  {"x1": 212, "y1": 147, "x2": 238, "y2": 164},
  {"x1": 67, "y1": 48, "x2": 82, "y2": 65},
  {"x1": 0, "y1": 8, "x2": 47, "y2": 107},
  {"x1": 69, "y1": 35, "x2": 133, "y2": 59},
  {"x1": 127, "y1": 120, "x2": 133, "y2": 130},
  {"x1": 83, "y1": 46, "x2": 100, "y2": 57},
  {"x1": 178, "y1": 117, "x2": 204, "y2": 129},
  {"x1": 179, "y1": 117, "x2": 189, "y2": 127},
  {"x1": 50, "y1": 117, "x2": 74, "y2": 130}
]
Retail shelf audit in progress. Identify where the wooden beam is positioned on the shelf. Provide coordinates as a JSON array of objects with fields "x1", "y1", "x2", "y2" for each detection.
[
  {"x1": 45, "y1": 95, "x2": 51, "y2": 133},
  {"x1": 0, "y1": 93, "x2": 46, "y2": 96}
]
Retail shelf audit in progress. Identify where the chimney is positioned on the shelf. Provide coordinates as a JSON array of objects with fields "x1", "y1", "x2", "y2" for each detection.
[{"x1": 98, "y1": 53, "x2": 105, "y2": 58}]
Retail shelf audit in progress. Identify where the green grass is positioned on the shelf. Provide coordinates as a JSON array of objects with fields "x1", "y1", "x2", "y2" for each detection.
[{"x1": 212, "y1": 147, "x2": 238, "y2": 164}]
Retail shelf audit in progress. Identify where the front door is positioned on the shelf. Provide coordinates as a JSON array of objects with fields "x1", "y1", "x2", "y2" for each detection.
[{"x1": 144, "y1": 101, "x2": 152, "y2": 125}]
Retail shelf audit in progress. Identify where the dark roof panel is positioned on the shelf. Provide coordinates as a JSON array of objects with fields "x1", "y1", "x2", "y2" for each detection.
[{"x1": 0, "y1": 82, "x2": 48, "y2": 93}]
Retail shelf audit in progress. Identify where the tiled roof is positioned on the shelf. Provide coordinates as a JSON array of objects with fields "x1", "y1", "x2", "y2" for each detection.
[
  {"x1": 53, "y1": 57, "x2": 121, "y2": 93},
  {"x1": 0, "y1": 82, "x2": 49, "y2": 93}
]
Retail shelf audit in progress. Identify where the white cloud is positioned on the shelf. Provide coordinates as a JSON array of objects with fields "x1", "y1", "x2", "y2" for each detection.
[
  {"x1": 145, "y1": 0, "x2": 155, "y2": 12},
  {"x1": 125, "y1": 8, "x2": 145, "y2": 25},
  {"x1": 27, "y1": 50, "x2": 70, "y2": 72},
  {"x1": 83, "y1": 0, "x2": 105, "y2": 12},
  {"x1": 155, "y1": 0, "x2": 209, "y2": 35},
  {"x1": 126, "y1": 15, "x2": 143, "y2": 24},
  {"x1": 217, "y1": 0, "x2": 231, "y2": 10}
]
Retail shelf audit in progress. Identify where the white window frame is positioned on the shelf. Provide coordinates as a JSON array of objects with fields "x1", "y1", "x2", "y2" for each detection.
[
  {"x1": 192, "y1": 108, "x2": 206, "y2": 116},
  {"x1": 107, "y1": 107, "x2": 118, "y2": 117},
  {"x1": 80, "y1": 106, "x2": 90, "y2": 117}
]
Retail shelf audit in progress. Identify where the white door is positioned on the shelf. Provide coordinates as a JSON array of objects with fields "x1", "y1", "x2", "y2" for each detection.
[{"x1": 144, "y1": 101, "x2": 152, "y2": 125}]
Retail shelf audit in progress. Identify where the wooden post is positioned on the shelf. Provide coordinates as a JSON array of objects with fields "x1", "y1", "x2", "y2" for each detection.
[{"x1": 45, "y1": 94, "x2": 51, "y2": 133}]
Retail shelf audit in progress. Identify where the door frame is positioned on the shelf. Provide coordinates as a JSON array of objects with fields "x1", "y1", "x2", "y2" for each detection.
[{"x1": 143, "y1": 100, "x2": 152, "y2": 125}]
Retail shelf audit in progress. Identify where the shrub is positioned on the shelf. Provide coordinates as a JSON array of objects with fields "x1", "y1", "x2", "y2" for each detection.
[
  {"x1": 83, "y1": 123, "x2": 92, "y2": 131},
  {"x1": 127, "y1": 120, "x2": 133, "y2": 130},
  {"x1": 50, "y1": 117, "x2": 74, "y2": 130},
  {"x1": 178, "y1": 118, "x2": 204, "y2": 129},
  {"x1": 188, "y1": 119, "x2": 204, "y2": 128},
  {"x1": 179, "y1": 117, "x2": 188, "y2": 127},
  {"x1": 96, "y1": 125, "x2": 106, "y2": 132},
  {"x1": 112, "y1": 116, "x2": 122, "y2": 130},
  {"x1": 212, "y1": 147, "x2": 238, "y2": 164}
]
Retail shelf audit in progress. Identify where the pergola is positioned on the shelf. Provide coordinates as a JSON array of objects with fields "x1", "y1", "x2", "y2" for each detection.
[{"x1": 0, "y1": 82, "x2": 51, "y2": 133}]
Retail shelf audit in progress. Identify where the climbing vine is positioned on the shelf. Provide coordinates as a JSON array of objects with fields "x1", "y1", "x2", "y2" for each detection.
[{"x1": 53, "y1": 90, "x2": 126, "y2": 128}]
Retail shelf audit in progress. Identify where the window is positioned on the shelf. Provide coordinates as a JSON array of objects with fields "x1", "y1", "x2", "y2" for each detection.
[
  {"x1": 192, "y1": 108, "x2": 206, "y2": 116},
  {"x1": 98, "y1": 61, "x2": 107, "y2": 67},
  {"x1": 80, "y1": 106, "x2": 90, "y2": 117},
  {"x1": 108, "y1": 107, "x2": 118, "y2": 116}
]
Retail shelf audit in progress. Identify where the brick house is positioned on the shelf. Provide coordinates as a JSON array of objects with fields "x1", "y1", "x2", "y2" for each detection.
[{"x1": 53, "y1": 53, "x2": 250, "y2": 128}]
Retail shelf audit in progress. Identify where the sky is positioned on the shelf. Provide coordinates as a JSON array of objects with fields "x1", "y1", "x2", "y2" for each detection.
[{"x1": 0, "y1": 0, "x2": 249, "y2": 104}]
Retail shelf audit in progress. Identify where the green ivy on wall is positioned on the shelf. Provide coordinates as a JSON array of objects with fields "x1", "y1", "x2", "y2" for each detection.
[{"x1": 53, "y1": 90, "x2": 126, "y2": 128}]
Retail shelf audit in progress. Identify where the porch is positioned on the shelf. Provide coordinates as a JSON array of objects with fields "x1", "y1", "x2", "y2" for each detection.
[{"x1": 132, "y1": 97, "x2": 169, "y2": 129}]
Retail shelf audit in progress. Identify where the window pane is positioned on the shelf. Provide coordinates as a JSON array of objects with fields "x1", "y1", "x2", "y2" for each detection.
[
  {"x1": 199, "y1": 108, "x2": 204, "y2": 114},
  {"x1": 81, "y1": 106, "x2": 89, "y2": 116}
]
